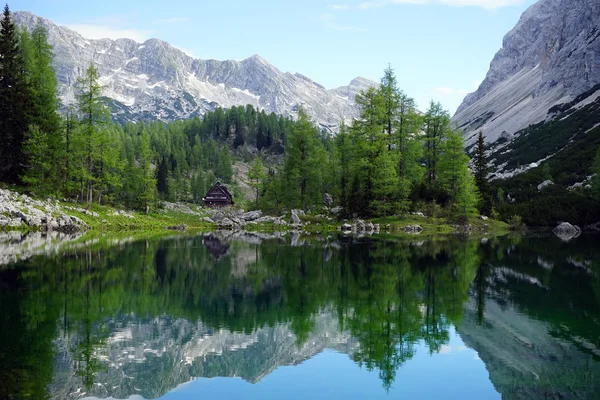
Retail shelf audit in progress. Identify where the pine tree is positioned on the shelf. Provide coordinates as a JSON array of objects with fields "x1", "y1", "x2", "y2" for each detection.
[
  {"x1": 473, "y1": 131, "x2": 491, "y2": 214},
  {"x1": 0, "y1": 5, "x2": 29, "y2": 183},
  {"x1": 20, "y1": 24, "x2": 64, "y2": 193}
]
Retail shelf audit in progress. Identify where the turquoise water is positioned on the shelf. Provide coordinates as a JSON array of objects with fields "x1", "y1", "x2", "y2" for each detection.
[{"x1": 0, "y1": 232, "x2": 599, "y2": 399}]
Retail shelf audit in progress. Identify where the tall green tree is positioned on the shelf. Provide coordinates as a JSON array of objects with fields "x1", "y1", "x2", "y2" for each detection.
[
  {"x1": 20, "y1": 24, "x2": 64, "y2": 193},
  {"x1": 439, "y1": 131, "x2": 479, "y2": 217},
  {"x1": 423, "y1": 101, "x2": 450, "y2": 187},
  {"x1": 473, "y1": 131, "x2": 491, "y2": 214},
  {"x1": 282, "y1": 109, "x2": 326, "y2": 210},
  {"x1": 74, "y1": 64, "x2": 109, "y2": 202},
  {"x1": 593, "y1": 148, "x2": 600, "y2": 200},
  {"x1": 0, "y1": 5, "x2": 29, "y2": 183},
  {"x1": 248, "y1": 155, "x2": 265, "y2": 208}
]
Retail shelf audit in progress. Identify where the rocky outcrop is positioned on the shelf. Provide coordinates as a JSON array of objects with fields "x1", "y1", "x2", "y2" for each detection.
[
  {"x1": 0, "y1": 189, "x2": 87, "y2": 233},
  {"x1": 14, "y1": 12, "x2": 376, "y2": 130},
  {"x1": 453, "y1": 0, "x2": 600, "y2": 147},
  {"x1": 0, "y1": 231, "x2": 83, "y2": 266}
]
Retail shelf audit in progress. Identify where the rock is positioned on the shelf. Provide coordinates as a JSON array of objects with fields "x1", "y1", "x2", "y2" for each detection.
[
  {"x1": 374, "y1": 224, "x2": 380, "y2": 233},
  {"x1": 331, "y1": 206, "x2": 343, "y2": 215},
  {"x1": 240, "y1": 210, "x2": 263, "y2": 221},
  {"x1": 552, "y1": 222, "x2": 581, "y2": 241},
  {"x1": 402, "y1": 225, "x2": 423, "y2": 234},
  {"x1": 414, "y1": 211, "x2": 425, "y2": 217},
  {"x1": 537, "y1": 180, "x2": 554, "y2": 191},
  {"x1": 291, "y1": 209, "x2": 305, "y2": 217},
  {"x1": 322, "y1": 193, "x2": 333, "y2": 206},
  {"x1": 217, "y1": 218, "x2": 235, "y2": 229},
  {"x1": 290, "y1": 213, "x2": 302, "y2": 225},
  {"x1": 200, "y1": 217, "x2": 214, "y2": 224},
  {"x1": 480, "y1": 215, "x2": 489, "y2": 221},
  {"x1": 366, "y1": 222, "x2": 375, "y2": 232}
]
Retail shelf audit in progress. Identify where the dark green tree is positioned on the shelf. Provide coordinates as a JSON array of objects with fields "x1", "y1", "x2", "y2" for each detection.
[
  {"x1": 0, "y1": 5, "x2": 29, "y2": 183},
  {"x1": 473, "y1": 131, "x2": 491, "y2": 214}
]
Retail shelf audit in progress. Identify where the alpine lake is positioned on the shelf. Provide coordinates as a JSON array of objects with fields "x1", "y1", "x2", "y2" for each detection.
[{"x1": 1, "y1": 230, "x2": 599, "y2": 400}]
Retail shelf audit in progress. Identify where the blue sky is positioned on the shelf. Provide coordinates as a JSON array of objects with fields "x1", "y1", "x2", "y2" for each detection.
[{"x1": 15, "y1": 0, "x2": 537, "y2": 114}]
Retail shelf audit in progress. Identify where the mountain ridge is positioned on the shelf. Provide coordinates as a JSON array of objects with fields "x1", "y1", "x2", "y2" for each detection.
[
  {"x1": 453, "y1": 0, "x2": 600, "y2": 148},
  {"x1": 14, "y1": 11, "x2": 376, "y2": 129}
]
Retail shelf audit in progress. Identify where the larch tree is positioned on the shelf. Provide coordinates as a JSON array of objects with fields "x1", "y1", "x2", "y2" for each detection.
[
  {"x1": 439, "y1": 131, "x2": 479, "y2": 217},
  {"x1": 423, "y1": 101, "x2": 450, "y2": 187},
  {"x1": 75, "y1": 64, "x2": 108, "y2": 202}
]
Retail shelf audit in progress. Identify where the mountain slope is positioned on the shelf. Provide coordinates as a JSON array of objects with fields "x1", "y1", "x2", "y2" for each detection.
[
  {"x1": 14, "y1": 11, "x2": 376, "y2": 129},
  {"x1": 453, "y1": 0, "x2": 600, "y2": 148}
]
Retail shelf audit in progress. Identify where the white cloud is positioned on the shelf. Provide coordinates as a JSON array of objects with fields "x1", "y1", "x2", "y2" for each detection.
[
  {"x1": 315, "y1": 14, "x2": 368, "y2": 32},
  {"x1": 66, "y1": 24, "x2": 151, "y2": 42},
  {"x1": 359, "y1": 0, "x2": 524, "y2": 10}
]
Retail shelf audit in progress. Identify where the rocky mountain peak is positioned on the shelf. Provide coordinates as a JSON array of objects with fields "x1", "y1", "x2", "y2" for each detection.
[
  {"x1": 453, "y1": 0, "x2": 600, "y2": 146},
  {"x1": 13, "y1": 11, "x2": 377, "y2": 129}
]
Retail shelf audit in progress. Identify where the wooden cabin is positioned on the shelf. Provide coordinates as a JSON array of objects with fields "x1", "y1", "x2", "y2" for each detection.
[{"x1": 203, "y1": 181, "x2": 234, "y2": 207}]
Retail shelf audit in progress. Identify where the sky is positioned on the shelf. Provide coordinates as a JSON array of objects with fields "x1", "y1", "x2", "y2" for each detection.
[{"x1": 15, "y1": 0, "x2": 538, "y2": 114}]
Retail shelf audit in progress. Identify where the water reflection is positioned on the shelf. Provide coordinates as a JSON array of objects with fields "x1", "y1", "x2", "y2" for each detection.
[{"x1": 0, "y1": 232, "x2": 599, "y2": 399}]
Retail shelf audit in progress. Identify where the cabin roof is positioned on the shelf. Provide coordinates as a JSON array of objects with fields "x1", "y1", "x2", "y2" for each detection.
[{"x1": 203, "y1": 181, "x2": 234, "y2": 204}]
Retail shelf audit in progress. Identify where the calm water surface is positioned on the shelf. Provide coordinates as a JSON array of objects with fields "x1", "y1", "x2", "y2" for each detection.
[{"x1": 0, "y1": 232, "x2": 599, "y2": 400}]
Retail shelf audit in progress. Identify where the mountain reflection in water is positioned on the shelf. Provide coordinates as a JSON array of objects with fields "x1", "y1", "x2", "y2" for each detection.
[{"x1": 0, "y1": 232, "x2": 599, "y2": 399}]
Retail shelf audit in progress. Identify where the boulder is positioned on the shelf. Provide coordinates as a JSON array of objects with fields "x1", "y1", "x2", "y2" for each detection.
[
  {"x1": 355, "y1": 220, "x2": 366, "y2": 232},
  {"x1": 240, "y1": 210, "x2": 263, "y2": 221},
  {"x1": 200, "y1": 217, "x2": 215, "y2": 224},
  {"x1": 291, "y1": 209, "x2": 305, "y2": 217},
  {"x1": 322, "y1": 193, "x2": 333, "y2": 206},
  {"x1": 341, "y1": 223, "x2": 352, "y2": 232},
  {"x1": 290, "y1": 213, "x2": 302, "y2": 225},
  {"x1": 480, "y1": 215, "x2": 489, "y2": 221},
  {"x1": 331, "y1": 206, "x2": 343, "y2": 215},
  {"x1": 537, "y1": 180, "x2": 554, "y2": 191},
  {"x1": 366, "y1": 222, "x2": 375, "y2": 232}
]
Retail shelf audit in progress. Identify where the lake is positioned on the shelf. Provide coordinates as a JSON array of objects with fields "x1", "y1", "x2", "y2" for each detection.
[{"x1": 0, "y1": 231, "x2": 599, "y2": 400}]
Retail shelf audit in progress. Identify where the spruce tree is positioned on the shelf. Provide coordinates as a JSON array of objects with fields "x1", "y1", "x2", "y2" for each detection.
[
  {"x1": 0, "y1": 5, "x2": 29, "y2": 183},
  {"x1": 473, "y1": 131, "x2": 491, "y2": 214},
  {"x1": 21, "y1": 24, "x2": 64, "y2": 193},
  {"x1": 156, "y1": 157, "x2": 170, "y2": 199},
  {"x1": 593, "y1": 148, "x2": 600, "y2": 200}
]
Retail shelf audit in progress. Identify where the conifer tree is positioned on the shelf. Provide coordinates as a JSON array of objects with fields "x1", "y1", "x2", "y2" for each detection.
[
  {"x1": 423, "y1": 101, "x2": 450, "y2": 187},
  {"x1": 74, "y1": 64, "x2": 108, "y2": 202},
  {"x1": 248, "y1": 155, "x2": 265, "y2": 208},
  {"x1": 282, "y1": 109, "x2": 326, "y2": 210},
  {"x1": 20, "y1": 24, "x2": 64, "y2": 193},
  {"x1": 593, "y1": 148, "x2": 600, "y2": 200},
  {"x1": 473, "y1": 131, "x2": 491, "y2": 214},
  {"x1": 0, "y1": 5, "x2": 28, "y2": 183},
  {"x1": 156, "y1": 157, "x2": 170, "y2": 199},
  {"x1": 439, "y1": 131, "x2": 479, "y2": 217}
]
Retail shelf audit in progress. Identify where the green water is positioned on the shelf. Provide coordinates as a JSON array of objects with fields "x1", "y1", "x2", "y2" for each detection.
[{"x1": 0, "y1": 232, "x2": 599, "y2": 400}]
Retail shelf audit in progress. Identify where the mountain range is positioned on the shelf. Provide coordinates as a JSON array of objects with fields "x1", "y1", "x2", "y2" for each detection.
[{"x1": 13, "y1": 11, "x2": 376, "y2": 130}]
